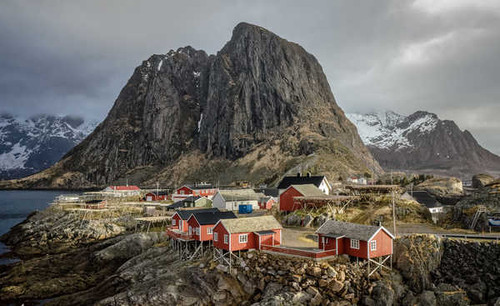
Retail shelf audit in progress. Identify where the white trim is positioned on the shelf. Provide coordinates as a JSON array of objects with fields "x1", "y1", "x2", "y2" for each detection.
[
  {"x1": 367, "y1": 226, "x2": 395, "y2": 241},
  {"x1": 370, "y1": 240, "x2": 377, "y2": 251},
  {"x1": 350, "y1": 239, "x2": 360, "y2": 249},
  {"x1": 335, "y1": 238, "x2": 338, "y2": 255},
  {"x1": 239, "y1": 234, "x2": 248, "y2": 243},
  {"x1": 214, "y1": 232, "x2": 218, "y2": 242}
]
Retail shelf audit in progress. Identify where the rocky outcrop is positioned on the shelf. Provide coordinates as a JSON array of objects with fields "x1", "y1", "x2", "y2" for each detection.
[
  {"x1": 1, "y1": 22, "x2": 380, "y2": 189},
  {"x1": 394, "y1": 235, "x2": 443, "y2": 293},
  {"x1": 453, "y1": 180, "x2": 500, "y2": 230},
  {"x1": 415, "y1": 177, "x2": 464, "y2": 197},
  {"x1": 0, "y1": 208, "x2": 126, "y2": 256},
  {"x1": 472, "y1": 173, "x2": 496, "y2": 189}
]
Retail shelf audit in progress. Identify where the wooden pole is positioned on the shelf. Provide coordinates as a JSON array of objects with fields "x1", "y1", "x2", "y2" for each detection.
[{"x1": 392, "y1": 190, "x2": 397, "y2": 236}]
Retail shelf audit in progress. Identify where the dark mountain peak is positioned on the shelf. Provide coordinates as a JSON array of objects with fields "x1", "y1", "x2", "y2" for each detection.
[
  {"x1": 2, "y1": 23, "x2": 379, "y2": 189},
  {"x1": 62, "y1": 115, "x2": 84, "y2": 128},
  {"x1": 408, "y1": 110, "x2": 438, "y2": 120}
]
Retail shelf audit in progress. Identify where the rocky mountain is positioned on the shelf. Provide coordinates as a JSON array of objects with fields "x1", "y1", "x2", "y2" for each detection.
[
  {"x1": 347, "y1": 111, "x2": 500, "y2": 177},
  {"x1": 1, "y1": 22, "x2": 380, "y2": 189},
  {"x1": 0, "y1": 114, "x2": 97, "y2": 180}
]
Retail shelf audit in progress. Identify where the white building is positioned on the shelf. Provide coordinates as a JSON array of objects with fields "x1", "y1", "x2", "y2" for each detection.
[{"x1": 212, "y1": 189, "x2": 264, "y2": 211}]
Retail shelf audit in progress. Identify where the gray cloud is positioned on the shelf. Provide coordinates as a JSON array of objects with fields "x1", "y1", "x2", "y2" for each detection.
[{"x1": 0, "y1": 0, "x2": 499, "y2": 154}]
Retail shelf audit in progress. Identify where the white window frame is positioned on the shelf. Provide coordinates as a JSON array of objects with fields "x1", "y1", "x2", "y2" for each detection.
[
  {"x1": 196, "y1": 227, "x2": 200, "y2": 235},
  {"x1": 350, "y1": 239, "x2": 360, "y2": 249},
  {"x1": 180, "y1": 190, "x2": 184, "y2": 194},
  {"x1": 214, "y1": 232, "x2": 218, "y2": 241},
  {"x1": 370, "y1": 240, "x2": 377, "y2": 251},
  {"x1": 224, "y1": 234, "x2": 229, "y2": 244},
  {"x1": 172, "y1": 219, "x2": 176, "y2": 226},
  {"x1": 239, "y1": 234, "x2": 248, "y2": 243},
  {"x1": 207, "y1": 227, "x2": 213, "y2": 234}
]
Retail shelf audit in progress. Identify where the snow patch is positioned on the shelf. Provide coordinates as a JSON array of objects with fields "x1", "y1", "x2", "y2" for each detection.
[
  {"x1": 347, "y1": 111, "x2": 439, "y2": 151},
  {"x1": 197, "y1": 113, "x2": 203, "y2": 132},
  {"x1": 157, "y1": 60, "x2": 163, "y2": 71}
]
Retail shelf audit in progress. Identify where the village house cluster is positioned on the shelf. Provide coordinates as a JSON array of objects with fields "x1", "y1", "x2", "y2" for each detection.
[{"x1": 55, "y1": 173, "x2": 398, "y2": 274}]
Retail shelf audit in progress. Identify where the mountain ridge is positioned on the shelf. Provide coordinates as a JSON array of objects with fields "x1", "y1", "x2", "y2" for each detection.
[
  {"x1": 347, "y1": 110, "x2": 500, "y2": 177},
  {"x1": 0, "y1": 114, "x2": 98, "y2": 180}
]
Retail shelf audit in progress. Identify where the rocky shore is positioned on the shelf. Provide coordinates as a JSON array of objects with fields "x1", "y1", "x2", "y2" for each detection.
[{"x1": 1, "y1": 209, "x2": 499, "y2": 305}]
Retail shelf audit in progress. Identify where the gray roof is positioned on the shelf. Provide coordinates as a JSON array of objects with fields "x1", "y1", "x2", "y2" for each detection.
[
  {"x1": 316, "y1": 220, "x2": 393, "y2": 241},
  {"x1": 290, "y1": 184, "x2": 325, "y2": 197},
  {"x1": 219, "y1": 215, "x2": 282, "y2": 233},
  {"x1": 218, "y1": 189, "x2": 264, "y2": 201}
]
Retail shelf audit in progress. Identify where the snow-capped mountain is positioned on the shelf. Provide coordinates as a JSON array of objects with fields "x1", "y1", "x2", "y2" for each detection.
[
  {"x1": 347, "y1": 111, "x2": 500, "y2": 177},
  {"x1": 0, "y1": 114, "x2": 98, "y2": 180}
]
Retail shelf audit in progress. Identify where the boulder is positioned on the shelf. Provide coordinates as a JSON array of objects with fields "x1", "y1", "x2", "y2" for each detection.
[
  {"x1": 472, "y1": 173, "x2": 495, "y2": 189},
  {"x1": 415, "y1": 177, "x2": 463, "y2": 197}
]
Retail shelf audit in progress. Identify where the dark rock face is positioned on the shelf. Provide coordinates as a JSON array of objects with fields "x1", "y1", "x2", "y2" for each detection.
[
  {"x1": 433, "y1": 240, "x2": 500, "y2": 304},
  {"x1": 2, "y1": 23, "x2": 379, "y2": 189}
]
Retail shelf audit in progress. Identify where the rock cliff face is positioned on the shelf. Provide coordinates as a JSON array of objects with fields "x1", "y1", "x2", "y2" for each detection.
[
  {"x1": 348, "y1": 111, "x2": 500, "y2": 178},
  {"x1": 1, "y1": 23, "x2": 379, "y2": 189}
]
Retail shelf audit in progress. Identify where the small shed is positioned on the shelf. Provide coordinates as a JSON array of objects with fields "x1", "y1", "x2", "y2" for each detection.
[{"x1": 316, "y1": 220, "x2": 394, "y2": 259}]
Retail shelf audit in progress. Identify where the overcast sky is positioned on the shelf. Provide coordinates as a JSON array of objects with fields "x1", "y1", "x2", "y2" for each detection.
[{"x1": 1, "y1": 0, "x2": 499, "y2": 153}]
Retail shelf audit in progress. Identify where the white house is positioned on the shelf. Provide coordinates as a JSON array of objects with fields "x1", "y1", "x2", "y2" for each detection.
[{"x1": 212, "y1": 189, "x2": 264, "y2": 211}]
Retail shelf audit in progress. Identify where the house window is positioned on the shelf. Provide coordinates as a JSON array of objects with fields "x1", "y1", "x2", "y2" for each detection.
[
  {"x1": 180, "y1": 190, "x2": 184, "y2": 194},
  {"x1": 208, "y1": 227, "x2": 213, "y2": 234},
  {"x1": 370, "y1": 240, "x2": 377, "y2": 251},
  {"x1": 214, "y1": 232, "x2": 218, "y2": 241},
  {"x1": 350, "y1": 239, "x2": 360, "y2": 249},
  {"x1": 239, "y1": 234, "x2": 248, "y2": 243},
  {"x1": 172, "y1": 219, "x2": 176, "y2": 226},
  {"x1": 196, "y1": 227, "x2": 200, "y2": 235},
  {"x1": 224, "y1": 234, "x2": 229, "y2": 244}
]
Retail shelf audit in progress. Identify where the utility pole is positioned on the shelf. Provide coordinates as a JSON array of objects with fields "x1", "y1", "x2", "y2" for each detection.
[{"x1": 392, "y1": 190, "x2": 397, "y2": 236}]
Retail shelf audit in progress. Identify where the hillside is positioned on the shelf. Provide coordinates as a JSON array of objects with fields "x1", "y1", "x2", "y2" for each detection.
[
  {"x1": 347, "y1": 111, "x2": 500, "y2": 178},
  {"x1": 0, "y1": 23, "x2": 380, "y2": 189},
  {"x1": 0, "y1": 114, "x2": 97, "y2": 180}
]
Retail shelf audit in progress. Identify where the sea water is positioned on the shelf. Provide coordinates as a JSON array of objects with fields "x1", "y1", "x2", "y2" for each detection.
[{"x1": 0, "y1": 190, "x2": 72, "y2": 264}]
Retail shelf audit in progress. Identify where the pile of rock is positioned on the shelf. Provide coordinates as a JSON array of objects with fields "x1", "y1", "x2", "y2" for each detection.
[{"x1": 218, "y1": 251, "x2": 372, "y2": 305}]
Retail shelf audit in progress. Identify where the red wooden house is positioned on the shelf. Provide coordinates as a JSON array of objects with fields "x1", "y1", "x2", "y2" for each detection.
[
  {"x1": 172, "y1": 184, "x2": 218, "y2": 202},
  {"x1": 212, "y1": 215, "x2": 282, "y2": 252},
  {"x1": 187, "y1": 211, "x2": 237, "y2": 241},
  {"x1": 316, "y1": 220, "x2": 394, "y2": 259},
  {"x1": 279, "y1": 184, "x2": 325, "y2": 212},
  {"x1": 144, "y1": 191, "x2": 169, "y2": 201},
  {"x1": 171, "y1": 208, "x2": 219, "y2": 233},
  {"x1": 258, "y1": 197, "x2": 275, "y2": 210}
]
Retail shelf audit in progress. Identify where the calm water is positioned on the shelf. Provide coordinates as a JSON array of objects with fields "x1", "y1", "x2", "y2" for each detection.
[{"x1": 0, "y1": 190, "x2": 72, "y2": 264}]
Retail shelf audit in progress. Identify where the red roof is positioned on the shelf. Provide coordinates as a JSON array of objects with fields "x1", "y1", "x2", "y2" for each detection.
[{"x1": 108, "y1": 185, "x2": 140, "y2": 191}]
